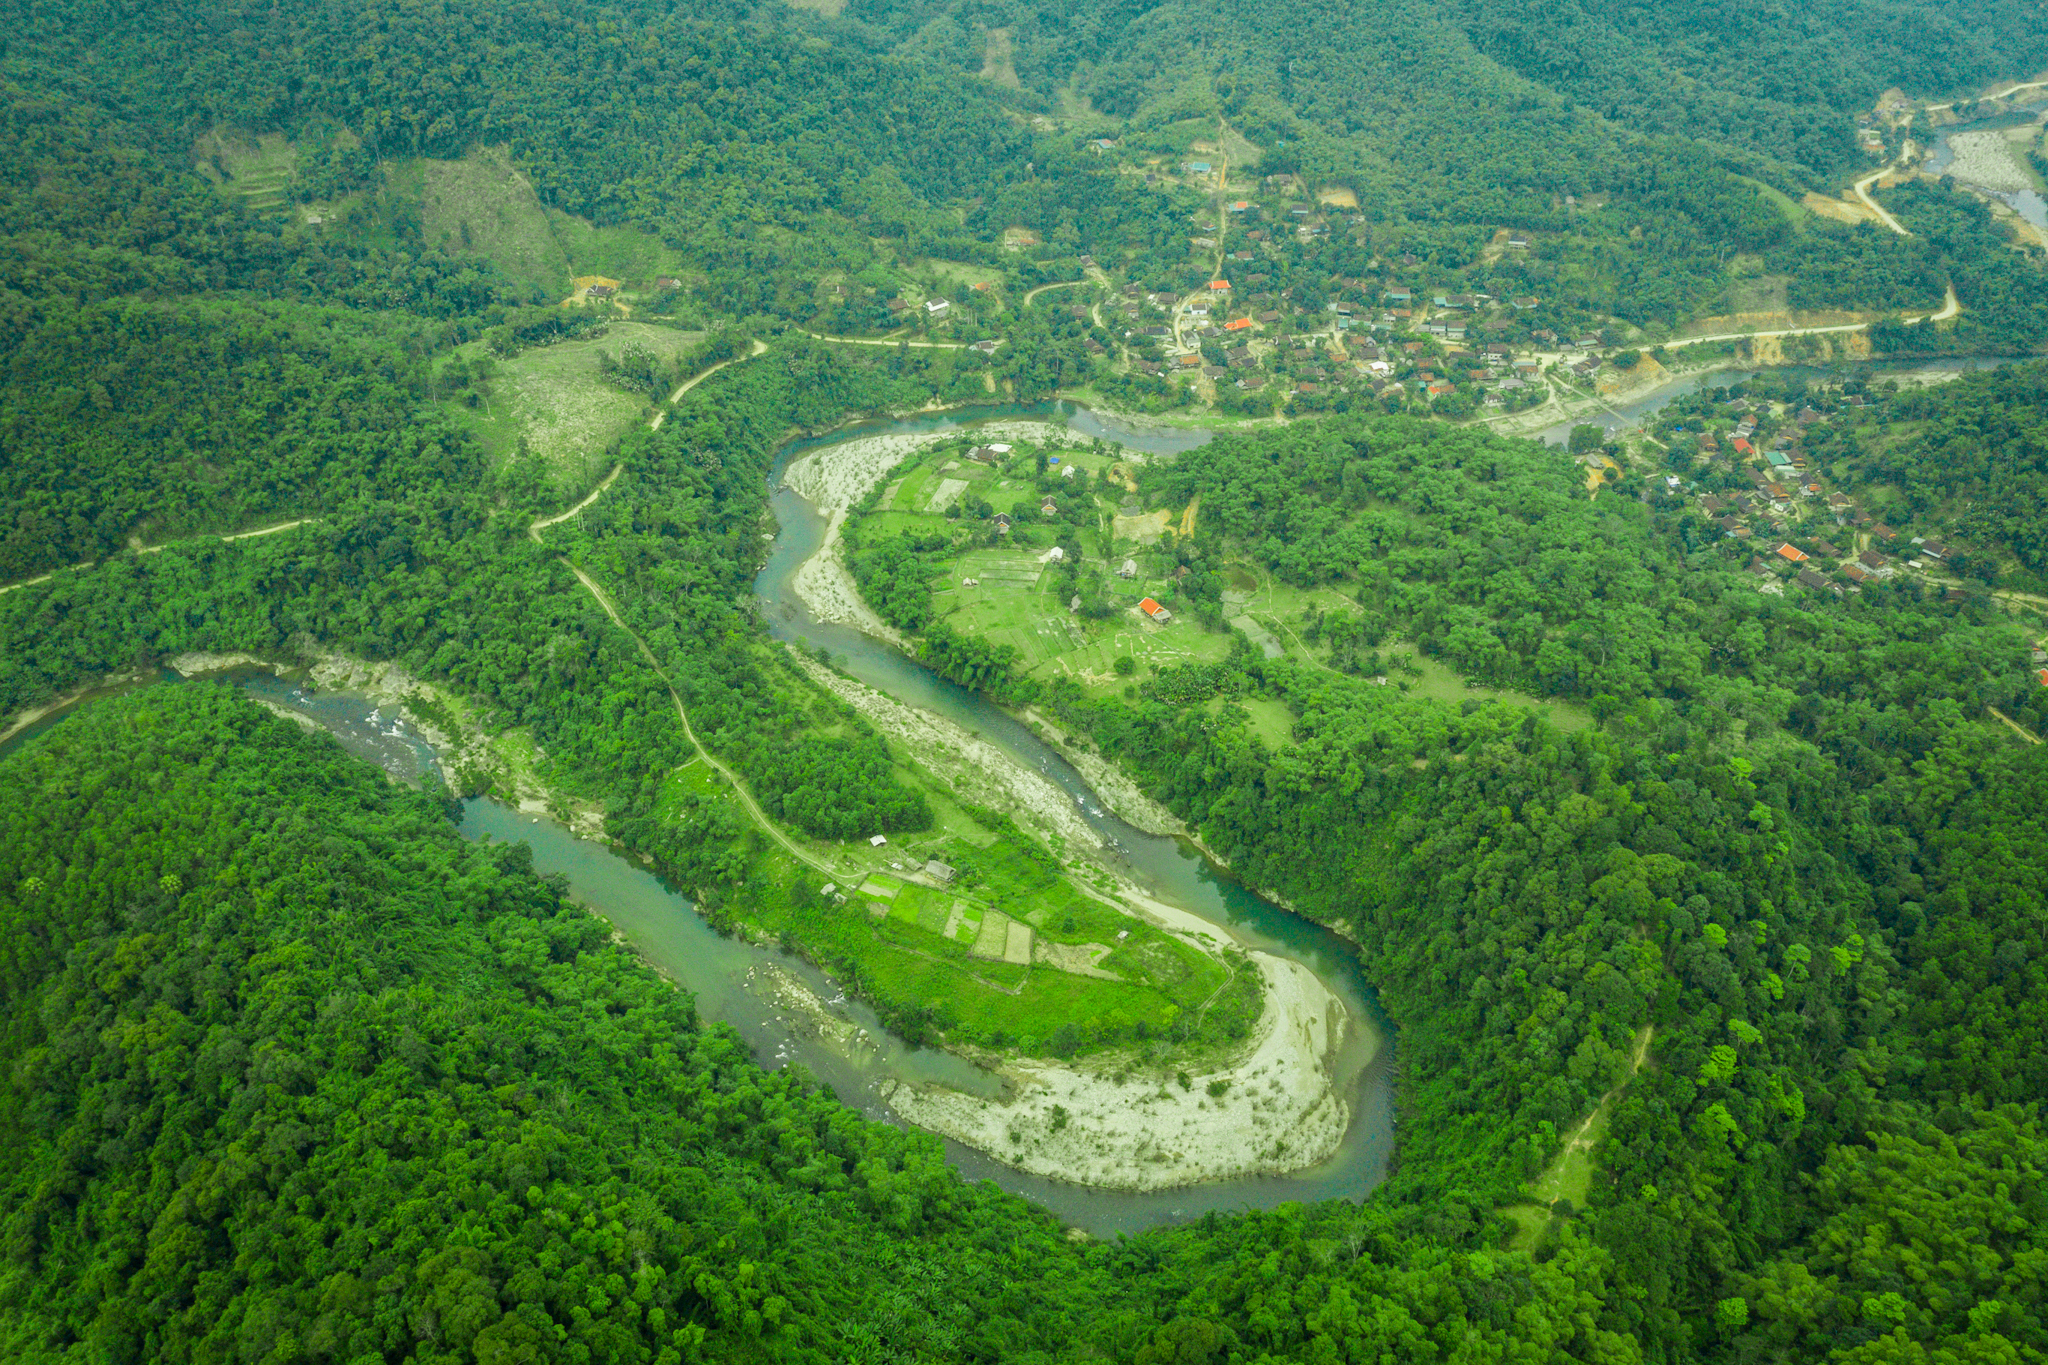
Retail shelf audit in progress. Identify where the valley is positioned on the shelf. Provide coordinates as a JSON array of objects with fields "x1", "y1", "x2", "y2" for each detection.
[{"x1": 3, "y1": 2, "x2": 2048, "y2": 1360}]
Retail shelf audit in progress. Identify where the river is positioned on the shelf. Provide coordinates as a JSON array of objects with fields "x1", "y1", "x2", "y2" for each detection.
[
  {"x1": 42, "y1": 401, "x2": 1400, "y2": 1236},
  {"x1": 1921, "y1": 99, "x2": 2048, "y2": 234},
  {"x1": 25, "y1": 369, "x2": 2014, "y2": 1232},
  {"x1": 220, "y1": 399, "x2": 1406, "y2": 1236},
  {"x1": 1536, "y1": 355, "x2": 2016, "y2": 447}
]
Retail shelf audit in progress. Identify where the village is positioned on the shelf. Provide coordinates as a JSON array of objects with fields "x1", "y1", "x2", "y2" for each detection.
[{"x1": 1614, "y1": 377, "x2": 1997, "y2": 603}]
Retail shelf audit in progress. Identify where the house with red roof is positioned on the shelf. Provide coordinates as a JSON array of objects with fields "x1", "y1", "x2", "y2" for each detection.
[
  {"x1": 1138, "y1": 598, "x2": 1172, "y2": 623},
  {"x1": 1776, "y1": 544, "x2": 1808, "y2": 563}
]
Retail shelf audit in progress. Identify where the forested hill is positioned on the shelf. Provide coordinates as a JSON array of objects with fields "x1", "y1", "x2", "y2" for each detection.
[
  {"x1": 3, "y1": 0, "x2": 2048, "y2": 1358},
  {"x1": 0, "y1": 685, "x2": 1657, "y2": 1362},
  {"x1": 1026, "y1": 407, "x2": 2048, "y2": 1359},
  {"x1": 839, "y1": 0, "x2": 2047, "y2": 182}
]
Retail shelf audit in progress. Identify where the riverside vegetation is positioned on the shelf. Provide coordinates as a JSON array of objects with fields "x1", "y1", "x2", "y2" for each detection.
[{"x1": 4, "y1": 0, "x2": 2048, "y2": 1360}]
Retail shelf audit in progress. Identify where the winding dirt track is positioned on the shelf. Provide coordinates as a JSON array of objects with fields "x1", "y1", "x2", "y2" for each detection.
[
  {"x1": 800, "y1": 330, "x2": 990, "y2": 351},
  {"x1": 0, "y1": 517, "x2": 317, "y2": 595},
  {"x1": 561, "y1": 560, "x2": 834, "y2": 873},
  {"x1": 1851, "y1": 167, "x2": 1910, "y2": 236},
  {"x1": 525, "y1": 339, "x2": 833, "y2": 872}
]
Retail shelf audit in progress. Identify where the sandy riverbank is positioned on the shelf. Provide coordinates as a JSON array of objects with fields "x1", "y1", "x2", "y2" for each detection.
[
  {"x1": 778, "y1": 419, "x2": 1368, "y2": 1188},
  {"x1": 1021, "y1": 707, "x2": 1189, "y2": 839},
  {"x1": 790, "y1": 506, "x2": 909, "y2": 643},
  {"x1": 301, "y1": 648, "x2": 612, "y2": 836},
  {"x1": 0, "y1": 669, "x2": 155, "y2": 745},
  {"x1": 887, "y1": 952, "x2": 1352, "y2": 1190},
  {"x1": 788, "y1": 652, "x2": 1103, "y2": 853},
  {"x1": 782, "y1": 422, "x2": 1083, "y2": 641}
]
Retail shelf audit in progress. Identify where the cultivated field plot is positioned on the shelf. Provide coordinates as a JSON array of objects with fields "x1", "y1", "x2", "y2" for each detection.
[
  {"x1": 940, "y1": 566, "x2": 1093, "y2": 669},
  {"x1": 1050, "y1": 620, "x2": 1234, "y2": 692},
  {"x1": 193, "y1": 129, "x2": 299, "y2": 213}
]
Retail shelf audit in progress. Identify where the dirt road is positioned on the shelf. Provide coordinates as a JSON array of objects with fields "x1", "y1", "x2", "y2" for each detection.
[
  {"x1": 563, "y1": 561, "x2": 835, "y2": 874},
  {"x1": 524, "y1": 339, "x2": 828, "y2": 872},
  {"x1": 1988, "y1": 706, "x2": 2042, "y2": 745},
  {"x1": 1661, "y1": 283, "x2": 1953, "y2": 354},
  {"x1": 1920, "y1": 79, "x2": 2048, "y2": 114},
  {"x1": 1, "y1": 517, "x2": 317, "y2": 595},
  {"x1": 1023, "y1": 279, "x2": 1088, "y2": 306},
  {"x1": 1852, "y1": 167, "x2": 1910, "y2": 236},
  {"x1": 798, "y1": 329, "x2": 991, "y2": 349},
  {"x1": 653, "y1": 339, "x2": 768, "y2": 430}
]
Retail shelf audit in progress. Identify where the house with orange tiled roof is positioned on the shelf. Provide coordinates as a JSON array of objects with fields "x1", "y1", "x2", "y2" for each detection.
[
  {"x1": 1138, "y1": 597, "x2": 1172, "y2": 623},
  {"x1": 1776, "y1": 544, "x2": 1808, "y2": 563}
]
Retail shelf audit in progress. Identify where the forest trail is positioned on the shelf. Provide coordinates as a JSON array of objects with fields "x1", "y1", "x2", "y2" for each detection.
[
  {"x1": 1501, "y1": 1023, "x2": 1654, "y2": 1249},
  {"x1": 526, "y1": 337, "x2": 832, "y2": 876},
  {"x1": 533, "y1": 340, "x2": 767, "y2": 536},
  {"x1": 562, "y1": 561, "x2": 834, "y2": 875},
  {"x1": 528, "y1": 466, "x2": 621, "y2": 539},
  {"x1": 136, "y1": 517, "x2": 313, "y2": 556},
  {"x1": 1, "y1": 518, "x2": 314, "y2": 595},
  {"x1": 1553, "y1": 1024, "x2": 1655, "y2": 1168},
  {"x1": 1988, "y1": 706, "x2": 2042, "y2": 745}
]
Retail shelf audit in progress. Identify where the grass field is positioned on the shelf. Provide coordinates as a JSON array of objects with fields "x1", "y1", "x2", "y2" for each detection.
[
  {"x1": 1736, "y1": 175, "x2": 1811, "y2": 228},
  {"x1": 864, "y1": 445, "x2": 1593, "y2": 760},
  {"x1": 922, "y1": 260, "x2": 1005, "y2": 293},
  {"x1": 443, "y1": 322, "x2": 703, "y2": 483},
  {"x1": 546, "y1": 210, "x2": 692, "y2": 297},
  {"x1": 644, "y1": 707, "x2": 1246, "y2": 1058}
]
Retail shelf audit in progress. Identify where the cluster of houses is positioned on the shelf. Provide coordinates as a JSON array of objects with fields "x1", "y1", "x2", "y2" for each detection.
[{"x1": 1671, "y1": 396, "x2": 1965, "y2": 596}]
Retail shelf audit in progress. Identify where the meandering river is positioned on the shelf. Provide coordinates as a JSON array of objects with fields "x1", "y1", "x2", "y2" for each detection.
[
  {"x1": 10, "y1": 367, "x2": 2023, "y2": 1232},
  {"x1": 223, "y1": 397, "x2": 1407, "y2": 1234}
]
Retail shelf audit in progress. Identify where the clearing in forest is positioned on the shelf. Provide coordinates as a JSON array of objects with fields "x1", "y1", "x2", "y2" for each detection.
[
  {"x1": 1503, "y1": 1024, "x2": 1654, "y2": 1250},
  {"x1": 447, "y1": 322, "x2": 704, "y2": 484},
  {"x1": 416, "y1": 149, "x2": 571, "y2": 297}
]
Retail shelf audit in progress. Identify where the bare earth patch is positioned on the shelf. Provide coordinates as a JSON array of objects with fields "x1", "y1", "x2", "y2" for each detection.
[
  {"x1": 1801, "y1": 192, "x2": 1881, "y2": 226},
  {"x1": 1037, "y1": 940, "x2": 1122, "y2": 980}
]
